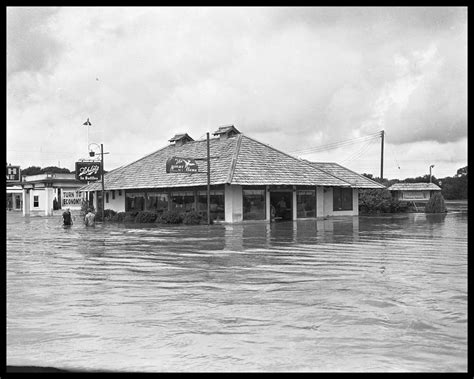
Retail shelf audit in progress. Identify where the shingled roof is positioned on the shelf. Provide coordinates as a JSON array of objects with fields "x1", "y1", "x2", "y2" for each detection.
[
  {"x1": 387, "y1": 183, "x2": 441, "y2": 191},
  {"x1": 80, "y1": 134, "x2": 351, "y2": 191},
  {"x1": 309, "y1": 162, "x2": 386, "y2": 189}
]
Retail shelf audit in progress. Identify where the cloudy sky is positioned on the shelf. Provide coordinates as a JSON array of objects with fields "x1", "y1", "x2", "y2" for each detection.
[{"x1": 7, "y1": 6, "x2": 467, "y2": 179}]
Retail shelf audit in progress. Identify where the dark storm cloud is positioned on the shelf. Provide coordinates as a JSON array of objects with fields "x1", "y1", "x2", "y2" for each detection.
[{"x1": 7, "y1": 7, "x2": 62, "y2": 76}]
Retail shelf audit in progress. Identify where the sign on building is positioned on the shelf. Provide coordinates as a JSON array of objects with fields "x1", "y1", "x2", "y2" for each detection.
[
  {"x1": 6, "y1": 165, "x2": 21, "y2": 183},
  {"x1": 62, "y1": 190, "x2": 84, "y2": 207},
  {"x1": 75, "y1": 161, "x2": 102, "y2": 181},
  {"x1": 166, "y1": 157, "x2": 199, "y2": 173},
  {"x1": 402, "y1": 191, "x2": 428, "y2": 200}
]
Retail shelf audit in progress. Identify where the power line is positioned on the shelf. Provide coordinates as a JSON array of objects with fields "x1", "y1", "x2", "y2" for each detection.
[
  {"x1": 341, "y1": 137, "x2": 379, "y2": 164},
  {"x1": 291, "y1": 131, "x2": 381, "y2": 155}
]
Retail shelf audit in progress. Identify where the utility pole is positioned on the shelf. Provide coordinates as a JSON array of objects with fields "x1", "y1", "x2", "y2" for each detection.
[
  {"x1": 380, "y1": 130, "x2": 384, "y2": 180},
  {"x1": 429, "y1": 165, "x2": 434, "y2": 183},
  {"x1": 206, "y1": 133, "x2": 211, "y2": 226}
]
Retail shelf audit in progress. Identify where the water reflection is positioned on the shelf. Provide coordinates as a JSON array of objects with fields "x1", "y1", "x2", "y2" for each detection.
[{"x1": 6, "y1": 210, "x2": 467, "y2": 372}]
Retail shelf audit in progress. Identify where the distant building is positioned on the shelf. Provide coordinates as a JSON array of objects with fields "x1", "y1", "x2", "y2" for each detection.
[
  {"x1": 387, "y1": 182, "x2": 442, "y2": 203},
  {"x1": 7, "y1": 185, "x2": 23, "y2": 211},
  {"x1": 20, "y1": 173, "x2": 85, "y2": 216},
  {"x1": 80, "y1": 127, "x2": 385, "y2": 223}
]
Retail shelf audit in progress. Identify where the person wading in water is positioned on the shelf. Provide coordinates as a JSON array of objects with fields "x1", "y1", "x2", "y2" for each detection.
[
  {"x1": 62, "y1": 208, "x2": 73, "y2": 227},
  {"x1": 84, "y1": 208, "x2": 96, "y2": 227}
]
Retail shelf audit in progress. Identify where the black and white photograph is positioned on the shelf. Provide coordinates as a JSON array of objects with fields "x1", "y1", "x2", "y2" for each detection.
[{"x1": 6, "y1": 6, "x2": 467, "y2": 373}]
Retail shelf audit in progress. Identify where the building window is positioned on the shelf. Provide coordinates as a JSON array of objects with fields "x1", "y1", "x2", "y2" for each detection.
[
  {"x1": 333, "y1": 187, "x2": 353, "y2": 211},
  {"x1": 197, "y1": 190, "x2": 225, "y2": 221},
  {"x1": 297, "y1": 190, "x2": 316, "y2": 218},
  {"x1": 112, "y1": 190, "x2": 115, "y2": 200},
  {"x1": 33, "y1": 195, "x2": 39, "y2": 207},
  {"x1": 171, "y1": 191, "x2": 195, "y2": 212},
  {"x1": 125, "y1": 192, "x2": 145, "y2": 211},
  {"x1": 118, "y1": 190, "x2": 122, "y2": 196},
  {"x1": 146, "y1": 192, "x2": 169, "y2": 214},
  {"x1": 106, "y1": 192, "x2": 109, "y2": 203},
  {"x1": 243, "y1": 188, "x2": 266, "y2": 220}
]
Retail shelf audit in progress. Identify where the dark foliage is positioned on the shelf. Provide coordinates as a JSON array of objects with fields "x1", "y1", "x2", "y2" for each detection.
[
  {"x1": 111, "y1": 212, "x2": 126, "y2": 222},
  {"x1": 158, "y1": 210, "x2": 183, "y2": 224},
  {"x1": 21, "y1": 166, "x2": 71, "y2": 176},
  {"x1": 358, "y1": 189, "x2": 404, "y2": 214},
  {"x1": 425, "y1": 192, "x2": 447, "y2": 213},
  {"x1": 182, "y1": 210, "x2": 203, "y2": 225},
  {"x1": 135, "y1": 211, "x2": 158, "y2": 223},
  {"x1": 123, "y1": 211, "x2": 139, "y2": 223}
]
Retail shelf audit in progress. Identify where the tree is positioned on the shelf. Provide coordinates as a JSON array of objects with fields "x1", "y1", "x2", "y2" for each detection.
[
  {"x1": 456, "y1": 166, "x2": 467, "y2": 177},
  {"x1": 20, "y1": 166, "x2": 43, "y2": 176},
  {"x1": 41, "y1": 166, "x2": 71, "y2": 174}
]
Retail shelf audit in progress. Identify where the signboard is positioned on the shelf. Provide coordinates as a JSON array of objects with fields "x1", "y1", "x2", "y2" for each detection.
[
  {"x1": 75, "y1": 161, "x2": 102, "y2": 181},
  {"x1": 401, "y1": 191, "x2": 428, "y2": 200},
  {"x1": 6, "y1": 165, "x2": 21, "y2": 183},
  {"x1": 62, "y1": 190, "x2": 84, "y2": 207},
  {"x1": 166, "y1": 157, "x2": 199, "y2": 173}
]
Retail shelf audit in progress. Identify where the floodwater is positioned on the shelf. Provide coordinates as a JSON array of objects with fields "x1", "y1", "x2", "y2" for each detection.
[{"x1": 6, "y1": 205, "x2": 467, "y2": 372}]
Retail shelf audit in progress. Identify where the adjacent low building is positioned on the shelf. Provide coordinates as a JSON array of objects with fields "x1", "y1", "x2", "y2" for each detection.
[
  {"x1": 20, "y1": 173, "x2": 86, "y2": 216},
  {"x1": 80, "y1": 126, "x2": 385, "y2": 223},
  {"x1": 387, "y1": 182, "x2": 442, "y2": 203}
]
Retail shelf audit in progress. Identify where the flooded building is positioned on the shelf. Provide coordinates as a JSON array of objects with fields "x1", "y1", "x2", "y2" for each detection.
[
  {"x1": 387, "y1": 182, "x2": 442, "y2": 210},
  {"x1": 20, "y1": 173, "x2": 85, "y2": 216},
  {"x1": 79, "y1": 126, "x2": 385, "y2": 223}
]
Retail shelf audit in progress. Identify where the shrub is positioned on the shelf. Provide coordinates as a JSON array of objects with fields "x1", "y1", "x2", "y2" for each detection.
[
  {"x1": 111, "y1": 212, "x2": 126, "y2": 222},
  {"x1": 359, "y1": 189, "x2": 401, "y2": 214},
  {"x1": 158, "y1": 210, "x2": 183, "y2": 224},
  {"x1": 425, "y1": 192, "x2": 447, "y2": 213},
  {"x1": 124, "y1": 211, "x2": 139, "y2": 223},
  {"x1": 135, "y1": 211, "x2": 158, "y2": 223},
  {"x1": 182, "y1": 210, "x2": 202, "y2": 225},
  {"x1": 94, "y1": 209, "x2": 117, "y2": 222}
]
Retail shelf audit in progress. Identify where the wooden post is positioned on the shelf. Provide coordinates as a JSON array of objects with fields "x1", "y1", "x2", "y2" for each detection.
[{"x1": 207, "y1": 133, "x2": 211, "y2": 225}]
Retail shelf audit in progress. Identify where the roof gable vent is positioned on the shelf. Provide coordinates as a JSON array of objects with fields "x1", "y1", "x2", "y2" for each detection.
[
  {"x1": 212, "y1": 125, "x2": 241, "y2": 139},
  {"x1": 169, "y1": 133, "x2": 194, "y2": 146}
]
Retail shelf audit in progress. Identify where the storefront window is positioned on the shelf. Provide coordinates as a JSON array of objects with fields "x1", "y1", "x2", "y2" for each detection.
[
  {"x1": 171, "y1": 191, "x2": 195, "y2": 212},
  {"x1": 243, "y1": 189, "x2": 266, "y2": 220},
  {"x1": 333, "y1": 187, "x2": 353, "y2": 211},
  {"x1": 297, "y1": 190, "x2": 316, "y2": 218},
  {"x1": 126, "y1": 192, "x2": 145, "y2": 211},
  {"x1": 146, "y1": 192, "x2": 169, "y2": 214},
  {"x1": 197, "y1": 190, "x2": 225, "y2": 221}
]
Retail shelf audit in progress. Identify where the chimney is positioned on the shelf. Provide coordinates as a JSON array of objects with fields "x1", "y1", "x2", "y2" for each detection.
[
  {"x1": 212, "y1": 125, "x2": 241, "y2": 140},
  {"x1": 169, "y1": 133, "x2": 194, "y2": 147}
]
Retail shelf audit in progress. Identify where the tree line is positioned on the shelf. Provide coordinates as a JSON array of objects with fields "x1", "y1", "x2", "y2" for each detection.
[{"x1": 20, "y1": 165, "x2": 108, "y2": 176}]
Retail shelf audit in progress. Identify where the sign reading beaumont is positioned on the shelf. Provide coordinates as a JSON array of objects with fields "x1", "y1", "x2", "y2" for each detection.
[
  {"x1": 166, "y1": 157, "x2": 199, "y2": 173},
  {"x1": 75, "y1": 162, "x2": 102, "y2": 181}
]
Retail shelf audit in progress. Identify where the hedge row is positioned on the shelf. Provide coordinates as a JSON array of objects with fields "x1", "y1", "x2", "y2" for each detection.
[{"x1": 97, "y1": 209, "x2": 208, "y2": 225}]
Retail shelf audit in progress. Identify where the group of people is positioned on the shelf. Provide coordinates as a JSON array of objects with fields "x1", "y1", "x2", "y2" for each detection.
[{"x1": 62, "y1": 208, "x2": 96, "y2": 227}]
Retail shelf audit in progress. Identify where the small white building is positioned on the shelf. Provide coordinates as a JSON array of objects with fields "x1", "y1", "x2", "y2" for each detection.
[
  {"x1": 20, "y1": 173, "x2": 86, "y2": 216},
  {"x1": 387, "y1": 182, "x2": 442, "y2": 203}
]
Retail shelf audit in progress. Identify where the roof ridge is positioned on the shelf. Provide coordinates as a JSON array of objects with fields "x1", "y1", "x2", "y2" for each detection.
[
  {"x1": 325, "y1": 162, "x2": 385, "y2": 188},
  {"x1": 241, "y1": 135, "x2": 351, "y2": 186},
  {"x1": 226, "y1": 134, "x2": 243, "y2": 184}
]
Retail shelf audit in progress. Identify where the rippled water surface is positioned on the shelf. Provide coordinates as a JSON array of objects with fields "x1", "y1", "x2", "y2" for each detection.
[{"x1": 7, "y1": 206, "x2": 467, "y2": 372}]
